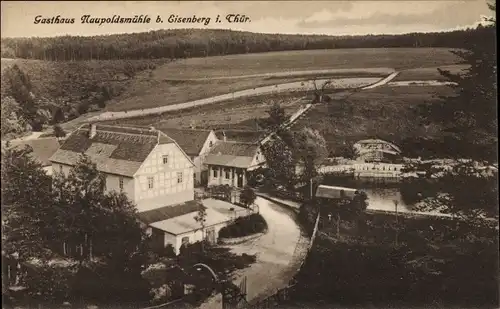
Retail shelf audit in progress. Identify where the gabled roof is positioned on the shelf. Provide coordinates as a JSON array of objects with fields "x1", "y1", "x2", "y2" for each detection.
[
  {"x1": 204, "y1": 141, "x2": 261, "y2": 169},
  {"x1": 9, "y1": 137, "x2": 61, "y2": 167},
  {"x1": 49, "y1": 124, "x2": 176, "y2": 177},
  {"x1": 157, "y1": 127, "x2": 212, "y2": 156},
  {"x1": 137, "y1": 200, "x2": 205, "y2": 225},
  {"x1": 214, "y1": 130, "x2": 267, "y2": 143}
]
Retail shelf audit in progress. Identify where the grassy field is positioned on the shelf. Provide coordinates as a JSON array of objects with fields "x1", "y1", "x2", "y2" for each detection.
[
  {"x1": 154, "y1": 48, "x2": 461, "y2": 79},
  {"x1": 104, "y1": 92, "x2": 309, "y2": 130},
  {"x1": 102, "y1": 48, "x2": 460, "y2": 112},
  {"x1": 290, "y1": 85, "x2": 457, "y2": 156},
  {"x1": 394, "y1": 64, "x2": 469, "y2": 82},
  {"x1": 103, "y1": 74, "x2": 382, "y2": 112}
]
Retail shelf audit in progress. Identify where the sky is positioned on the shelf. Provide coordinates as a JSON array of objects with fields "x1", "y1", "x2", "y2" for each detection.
[{"x1": 0, "y1": 0, "x2": 494, "y2": 38}]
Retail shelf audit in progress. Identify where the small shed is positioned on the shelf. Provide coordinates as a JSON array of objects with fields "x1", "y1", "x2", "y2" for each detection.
[{"x1": 315, "y1": 185, "x2": 358, "y2": 200}]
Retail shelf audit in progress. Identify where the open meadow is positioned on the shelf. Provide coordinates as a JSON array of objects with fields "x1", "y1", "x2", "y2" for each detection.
[
  {"x1": 290, "y1": 85, "x2": 457, "y2": 156},
  {"x1": 102, "y1": 48, "x2": 461, "y2": 112},
  {"x1": 153, "y1": 48, "x2": 461, "y2": 79},
  {"x1": 393, "y1": 63, "x2": 469, "y2": 82},
  {"x1": 102, "y1": 92, "x2": 308, "y2": 131}
]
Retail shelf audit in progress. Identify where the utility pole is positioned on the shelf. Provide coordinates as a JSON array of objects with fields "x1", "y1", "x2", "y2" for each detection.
[
  {"x1": 310, "y1": 177, "x2": 313, "y2": 201},
  {"x1": 393, "y1": 200, "x2": 399, "y2": 247}
]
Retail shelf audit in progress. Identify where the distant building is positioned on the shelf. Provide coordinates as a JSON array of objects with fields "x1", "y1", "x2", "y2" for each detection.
[
  {"x1": 214, "y1": 130, "x2": 267, "y2": 144},
  {"x1": 353, "y1": 139, "x2": 402, "y2": 163},
  {"x1": 8, "y1": 137, "x2": 61, "y2": 175},
  {"x1": 205, "y1": 141, "x2": 266, "y2": 188},
  {"x1": 315, "y1": 185, "x2": 359, "y2": 201},
  {"x1": 158, "y1": 128, "x2": 218, "y2": 187}
]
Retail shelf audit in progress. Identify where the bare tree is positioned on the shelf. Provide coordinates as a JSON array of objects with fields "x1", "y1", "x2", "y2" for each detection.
[{"x1": 312, "y1": 79, "x2": 332, "y2": 103}]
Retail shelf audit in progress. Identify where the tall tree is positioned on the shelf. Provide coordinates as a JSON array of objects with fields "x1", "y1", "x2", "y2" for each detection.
[
  {"x1": 264, "y1": 102, "x2": 287, "y2": 132},
  {"x1": 2, "y1": 144, "x2": 55, "y2": 260},
  {"x1": 405, "y1": 2, "x2": 498, "y2": 225},
  {"x1": 3, "y1": 151, "x2": 151, "y2": 305},
  {"x1": 293, "y1": 127, "x2": 328, "y2": 184},
  {"x1": 418, "y1": 3, "x2": 497, "y2": 163}
]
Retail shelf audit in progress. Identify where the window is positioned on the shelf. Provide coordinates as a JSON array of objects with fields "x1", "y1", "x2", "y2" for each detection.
[
  {"x1": 181, "y1": 236, "x2": 190, "y2": 246},
  {"x1": 225, "y1": 168, "x2": 230, "y2": 179},
  {"x1": 177, "y1": 172, "x2": 183, "y2": 183},
  {"x1": 162, "y1": 155, "x2": 169, "y2": 164},
  {"x1": 119, "y1": 177, "x2": 124, "y2": 192},
  {"x1": 59, "y1": 165, "x2": 63, "y2": 173},
  {"x1": 147, "y1": 177, "x2": 154, "y2": 189},
  {"x1": 213, "y1": 167, "x2": 218, "y2": 178},
  {"x1": 209, "y1": 141, "x2": 213, "y2": 147}
]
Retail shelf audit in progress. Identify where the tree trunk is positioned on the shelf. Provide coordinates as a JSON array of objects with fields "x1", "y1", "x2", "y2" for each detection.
[{"x1": 336, "y1": 213, "x2": 341, "y2": 238}]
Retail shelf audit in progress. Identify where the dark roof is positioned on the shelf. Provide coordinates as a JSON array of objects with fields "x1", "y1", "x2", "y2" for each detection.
[
  {"x1": 157, "y1": 127, "x2": 212, "y2": 156},
  {"x1": 204, "y1": 141, "x2": 260, "y2": 168},
  {"x1": 209, "y1": 141, "x2": 259, "y2": 157},
  {"x1": 137, "y1": 200, "x2": 206, "y2": 224},
  {"x1": 316, "y1": 185, "x2": 358, "y2": 200},
  {"x1": 49, "y1": 124, "x2": 175, "y2": 177},
  {"x1": 215, "y1": 130, "x2": 267, "y2": 143},
  {"x1": 9, "y1": 137, "x2": 61, "y2": 167}
]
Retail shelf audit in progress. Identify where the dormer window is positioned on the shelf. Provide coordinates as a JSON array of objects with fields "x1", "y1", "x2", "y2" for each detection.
[
  {"x1": 162, "y1": 155, "x2": 169, "y2": 164},
  {"x1": 209, "y1": 141, "x2": 213, "y2": 147}
]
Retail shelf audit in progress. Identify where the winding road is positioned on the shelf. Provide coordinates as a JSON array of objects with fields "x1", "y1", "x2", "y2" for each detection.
[{"x1": 198, "y1": 197, "x2": 308, "y2": 309}]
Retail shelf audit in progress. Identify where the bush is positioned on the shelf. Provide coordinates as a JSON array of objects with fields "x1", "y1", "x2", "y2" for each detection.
[{"x1": 218, "y1": 214, "x2": 267, "y2": 239}]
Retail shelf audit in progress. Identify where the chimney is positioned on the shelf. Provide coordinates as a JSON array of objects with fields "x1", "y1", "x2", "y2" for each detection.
[
  {"x1": 222, "y1": 131, "x2": 227, "y2": 142},
  {"x1": 90, "y1": 124, "x2": 97, "y2": 139}
]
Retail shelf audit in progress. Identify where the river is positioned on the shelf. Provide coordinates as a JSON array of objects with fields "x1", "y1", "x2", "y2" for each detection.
[{"x1": 362, "y1": 186, "x2": 449, "y2": 217}]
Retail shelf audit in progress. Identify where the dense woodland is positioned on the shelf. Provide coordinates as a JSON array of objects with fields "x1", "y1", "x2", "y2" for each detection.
[{"x1": 0, "y1": 27, "x2": 489, "y2": 61}]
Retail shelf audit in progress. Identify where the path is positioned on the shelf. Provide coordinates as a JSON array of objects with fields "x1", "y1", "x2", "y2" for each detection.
[
  {"x1": 158, "y1": 68, "x2": 395, "y2": 81},
  {"x1": 198, "y1": 197, "x2": 307, "y2": 309},
  {"x1": 7, "y1": 131, "x2": 44, "y2": 142},
  {"x1": 362, "y1": 72, "x2": 399, "y2": 89},
  {"x1": 87, "y1": 77, "x2": 382, "y2": 122}
]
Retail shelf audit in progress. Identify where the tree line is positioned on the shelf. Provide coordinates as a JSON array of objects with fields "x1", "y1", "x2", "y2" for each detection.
[{"x1": 0, "y1": 27, "x2": 490, "y2": 61}]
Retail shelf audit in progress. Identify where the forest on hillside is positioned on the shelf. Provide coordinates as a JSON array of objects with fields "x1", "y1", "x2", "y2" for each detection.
[{"x1": 0, "y1": 27, "x2": 489, "y2": 61}]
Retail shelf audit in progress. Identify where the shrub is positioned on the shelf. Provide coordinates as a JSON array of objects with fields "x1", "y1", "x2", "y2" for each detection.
[
  {"x1": 239, "y1": 186, "x2": 256, "y2": 207},
  {"x1": 218, "y1": 213, "x2": 267, "y2": 239}
]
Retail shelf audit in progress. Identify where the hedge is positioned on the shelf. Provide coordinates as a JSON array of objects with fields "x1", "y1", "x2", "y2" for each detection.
[{"x1": 218, "y1": 214, "x2": 267, "y2": 239}]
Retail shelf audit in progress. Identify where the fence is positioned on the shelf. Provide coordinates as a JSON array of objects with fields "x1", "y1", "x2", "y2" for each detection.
[{"x1": 243, "y1": 212, "x2": 321, "y2": 309}]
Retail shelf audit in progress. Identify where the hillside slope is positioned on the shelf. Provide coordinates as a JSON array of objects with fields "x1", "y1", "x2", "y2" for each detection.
[{"x1": 0, "y1": 58, "x2": 166, "y2": 139}]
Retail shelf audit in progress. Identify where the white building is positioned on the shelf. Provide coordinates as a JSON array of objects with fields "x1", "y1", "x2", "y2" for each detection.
[
  {"x1": 48, "y1": 124, "x2": 252, "y2": 255},
  {"x1": 158, "y1": 128, "x2": 218, "y2": 187},
  {"x1": 204, "y1": 141, "x2": 266, "y2": 188},
  {"x1": 49, "y1": 124, "x2": 195, "y2": 212},
  {"x1": 138, "y1": 198, "x2": 251, "y2": 255}
]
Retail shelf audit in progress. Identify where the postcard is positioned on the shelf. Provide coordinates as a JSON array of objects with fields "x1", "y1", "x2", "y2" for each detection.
[{"x1": 1, "y1": 1, "x2": 497, "y2": 309}]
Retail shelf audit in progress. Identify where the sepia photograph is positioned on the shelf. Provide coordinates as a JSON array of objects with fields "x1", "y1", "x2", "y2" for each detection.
[{"x1": 1, "y1": 1, "x2": 498, "y2": 309}]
